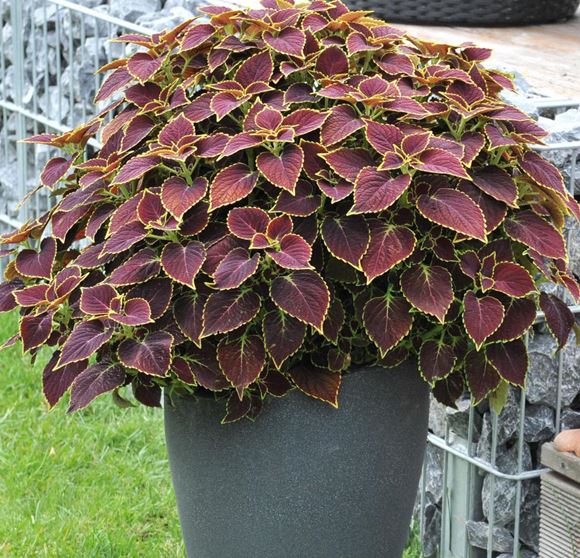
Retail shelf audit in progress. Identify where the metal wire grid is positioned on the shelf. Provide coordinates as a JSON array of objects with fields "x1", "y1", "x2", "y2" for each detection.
[{"x1": 1, "y1": 2, "x2": 580, "y2": 557}]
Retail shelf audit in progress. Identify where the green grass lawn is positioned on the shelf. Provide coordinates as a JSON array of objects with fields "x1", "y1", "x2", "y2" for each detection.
[{"x1": 0, "y1": 311, "x2": 421, "y2": 557}]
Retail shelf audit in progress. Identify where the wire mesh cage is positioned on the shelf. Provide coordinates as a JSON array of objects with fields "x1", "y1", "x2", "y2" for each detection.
[{"x1": 1, "y1": 2, "x2": 580, "y2": 558}]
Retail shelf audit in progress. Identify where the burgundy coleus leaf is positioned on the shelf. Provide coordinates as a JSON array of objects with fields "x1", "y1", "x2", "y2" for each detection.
[
  {"x1": 264, "y1": 27, "x2": 306, "y2": 57},
  {"x1": 217, "y1": 333, "x2": 265, "y2": 395},
  {"x1": 181, "y1": 23, "x2": 215, "y2": 50},
  {"x1": 127, "y1": 51, "x2": 165, "y2": 82},
  {"x1": 470, "y1": 166, "x2": 518, "y2": 207},
  {"x1": 323, "y1": 298, "x2": 345, "y2": 344},
  {"x1": 273, "y1": 180, "x2": 321, "y2": 216},
  {"x1": 320, "y1": 105, "x2": 363, "y2": 147},
  {"x1": 267, "y1": 233, "x2": 312, "y2": 270},
  {"x1": 214, "y1": 248, "x2": 260, "y2": 289},
  {"x1": 161, "y1": 176, "x2": 207, "y2": 220},
  {"x1": 321, "y1": 215, "x2": 369, "y2": 268},
  {"x1": 209, "y1": 163, "x2": 258, "y2": 211},
  {"x1": 489, "y1": 298, "x2": 536, "y2": 342},
  {"x1": 402, "y1": 132, "x2": 431, "y2": 157},
  {"x1": 486, "y1": 339, "x2": 528, "y2": 387},
  {"x1": 270, "y1": 270, "x2": 329, "y2": 331},
  {"x1": 40, "y1": 157, "x2": 73, "y2": 188},
  {"x1": 235, "y1": 51, "x2": 273, "y2": 89},
  {"x1": 539, "y1": 292, "x2": 575, "y2": 349},
  {"x1": 42, "y1": 352, "x2": 88, "y2": 408},
  {"x1": 75, "y1": 243, "x2": 115, "y2": 269},
  {"x1": 108, "y1": 248, "x2": 160, "y2": 286},
  {"x1": 68, "y1": 363, "x2": 126, "y2": 413},
  {"x1": 365, "y1": 120, "x2": 403, "y2": 155},
  {"x1": 202, "y1": 289, "x2": 261, "y2": 337},
  {"x1": 323, "y1": 148, "x2": 375, "y2": 183},
  {"x1": 0, "y1": 279, "x2": 23, "y2": 312},
  {"x1": 15, "y1": 237, "x2": 56, "y2": 279},
  {"x1": 94, "y1": 67, "x2": 132, "y2": 103},
  {"x1": 281, "y1": 109, "x2": 328, "y2": 136},
  {"x1": 419, "y1": 341, "x2": 456, "y2": 384},
  {"x1": 288, "y1": 364, "x2": 341, "y2": 408},
  {"x1": 417, "y1": 188, "x2": 486, "y2": 241},
  {"x1": 504, "y1": 210, "x2": 566, "y2": 260},
  {"x1": 412, "y1": 149, "x2": 469, "y2": 179},
  {"x1": 361, "y1": 220, "x2": 415, "y2": 283},
  {"x1": 172, "y1": 357, "x2": 196, "y2": 385},
  {"x1": 57, "y1": 319, "x2": 114, "y2": 369},
  {"x1": 316, "y1": 46, "x2": 349, "y2": 77},
  {"x1": 519, "y1": 150, "x2": 566, "y2": 196},
  {"x1": 377, "y1": 53, "x2": 415, "y2": 75},
  {"x1": 363, "y1": 296, "x2": 412, "y2": 356},
  {"x1": 174, "y1": 295, "x2": 204, "y2": 346},
  {"x1": 157, "y1": 113, "x2": 195, "y2": 147},
  {"x1": 465, "y1": 349, "x2": 501, "y2": 402},
  {"x1": 401, "y1": 264, "x2": 453, "y2": 323},
  {"x1": 137, "y1": 190, "x2": 168, "y2": 227},
  {"x1": 102, "y1": 221, "x2": 147, "y2": 255},
  {"x1": 80, "y1": 284, "x2": 118, "y2": 315},
  {"x1": 20, "y1": 311, "x2": 54, "y2": 352},
  {"x1": 187, "y1": 348, "x2": 229, "y2": 392},
  {"x1": 110, "y1": 298, "x2": 152, "y2": 326},
  {"x1": 13, "y1": 284, "x2": 49, "y2": 307},
  {"x1": 267, "y1": 215, "x2": 293, "y2": 241},
  {"x1": 118, "y1": 331, "x2": 173, "y2": 377},
  {"x1": 161, "y1": 241, "x2": 205, "y2": 288},
  {"x1": 113, "y1": 155, "x2": 160, "y2": 185},
  {"x1": 457, "y1": 179, "x2": 507, "y2": 234},
  {"x1": 351, "y1": 167, "x2": 411, "y2": 214},
  {"x1": 256, "y1": 144, "x2": 303, "y2": 193},
  {"x1": 227, "y1": 207, "x2": 269, "y2": 240},
  {"x1": 222, "y1": 392, "x2": 252, "y2": 423},
  {"x1": 263, "y1": 310, "x2": 306, "y2": 369},
  {"x1": 262, "y1": 368, "x2": 293, "y2": 397},
  {"x1": 491, "y1": 262, "x2": 536, "y2": 297},
  {"x1": 463, "y1": 291, "x2": 505, "y2": 348},
  {"x1": 128, "y1": 278, "x2": 172, "y2": 320},
  {"x1": 211, "y1": 91, "x2": 248, "y2": 121}
]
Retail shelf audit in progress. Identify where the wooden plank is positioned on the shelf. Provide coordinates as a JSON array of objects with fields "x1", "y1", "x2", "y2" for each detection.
[
  {"x1": 401, "y1": 9, "x2": 580, "y2": 98},
  {"x1": 541, "y1": 441, "x2": 580, "y2": 484}
]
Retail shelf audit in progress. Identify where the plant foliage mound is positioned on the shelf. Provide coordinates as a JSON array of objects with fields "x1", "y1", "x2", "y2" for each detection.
[{"x1": 1, "y1": 0, "x2": 579, "y2": 421}]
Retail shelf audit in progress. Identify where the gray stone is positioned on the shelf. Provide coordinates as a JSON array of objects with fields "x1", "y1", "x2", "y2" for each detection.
[
  {"x1": 519, "y1": 480, "x2": 540, "y2": 552},
  {"x1": 568, "y1": 219, "x2": 580, "y2": 278},
  {"x1": 524, "y1": 404, "x2": 555, "y2": 443},
  {"x1": 422, "y1": 444, "x2": 444, "y2": 505},
  {"x1": 420, "y1": 503, "x2": 440, "y2": 558},
  {"x1": 466, "y1": 520, "x2": 514, "y2": 553},
  {"x1": 109, "y1": 0, "x2": 162, "y2": 23},
  {"x1": 497, "y1": 551, "x2": 538, "y2": 558},
  {"x1": 561, "y1": 408, "x2": 580, "y2": 430},
  {"x1": 135, "y1": 7, "x2": 194, "y2": 31},
  {"x1": 447, "y1": 397, "x2": 481, "y2": 441},
  {"x1": 527, "y1": 333, "x2": 580, "y2": 409},
  {"x1": 476, "y1": 387, "x2": 521, "y2": 462},
  {"x1": 481, "y1": 442, "x2": 532, "y2": 526},
  {"x1": 428, "y1": 396, "x2": 447, "y2": 438}
]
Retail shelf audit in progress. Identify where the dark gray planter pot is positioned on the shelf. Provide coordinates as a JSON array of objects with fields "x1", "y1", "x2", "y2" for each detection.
[{"x1": 164, "y1": 363, "x2": 430, "y2": 558}]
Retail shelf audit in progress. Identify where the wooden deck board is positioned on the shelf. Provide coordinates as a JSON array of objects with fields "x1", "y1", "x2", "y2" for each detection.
[{"x1": 401, "y1": 9, "x2": 580, "y2": 99}]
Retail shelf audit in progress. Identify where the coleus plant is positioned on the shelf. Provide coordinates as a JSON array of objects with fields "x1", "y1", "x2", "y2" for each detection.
[{"x1": 1, "y1": 0, "x2": 578, "y2": 422}]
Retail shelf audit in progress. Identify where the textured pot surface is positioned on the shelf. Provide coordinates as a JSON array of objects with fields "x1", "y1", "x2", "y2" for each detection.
[{"x1": 164, "y1": 364, "x2": 429, "y2": 558}]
